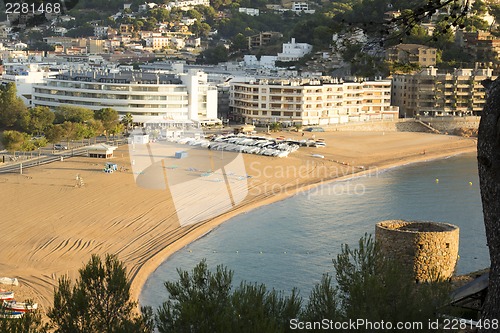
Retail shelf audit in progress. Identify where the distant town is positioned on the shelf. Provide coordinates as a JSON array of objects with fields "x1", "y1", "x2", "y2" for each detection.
[{"x1": 0, "y1": 0, "x2": 498, "y2": 130}]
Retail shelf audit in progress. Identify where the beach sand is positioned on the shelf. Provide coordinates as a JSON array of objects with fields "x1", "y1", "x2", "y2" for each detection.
[{"x1": 0, "y1": 131, "x2": 477, "y2": 313}]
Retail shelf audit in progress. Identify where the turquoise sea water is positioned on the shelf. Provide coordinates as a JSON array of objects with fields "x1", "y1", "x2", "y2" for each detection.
[{"x1": 140, "y1": 153, "x2": 488, "y2": 309}]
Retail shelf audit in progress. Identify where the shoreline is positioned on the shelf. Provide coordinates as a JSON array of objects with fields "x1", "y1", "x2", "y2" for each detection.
[
  {"x1": 130, "y1": 143, "x2": 477, "y2": 305},
  {"x1": 0, "y1": 131, "x2": 478, "y2": 312}
]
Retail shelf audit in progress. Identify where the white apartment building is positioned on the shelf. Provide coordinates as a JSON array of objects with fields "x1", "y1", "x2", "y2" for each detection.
[
  {"x1": 1, "y1": 63, "x2": 57, "y2": 106},
  {"x1": 238, "y1": 8, "x2": 260, "y2": 16},
  {"x1": 230, "y1": 78, "x2": 398, "y2": 125},
  {"x1": 32, "y1": 69, "x2": 218, "y2": 125},
  {"x1": 392, "y1": 67, "x2": 496, "y2": 117},
  {"x1": 165, "y1": 0, "x2": 210, "y2": 10},
  {"x1": 277, "y1": 38, "x2": 313, "y2": 62},
  {"x1": 243, "y1": 55, "x2": 277, "y2": 69},
  {"x1": 292, "y1": 2, "x2": 315, "y2": 14}
]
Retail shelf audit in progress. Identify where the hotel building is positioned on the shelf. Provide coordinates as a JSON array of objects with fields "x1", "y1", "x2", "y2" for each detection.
[
  {"x1": 1, "y1": 62, "x2": 57, "y2": 106},
  {"x1": 392, "y1": 67, "x2": 496, "y2": 117},
  {"x1": 230, "y1": 78, "x2": 398, "y2": 125},
  {"x1": 32, "y1": 69, "x2": 218, "y2": 125}
]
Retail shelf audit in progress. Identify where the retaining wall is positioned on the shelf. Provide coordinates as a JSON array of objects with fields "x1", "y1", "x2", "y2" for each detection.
[{"x1": 323, "y1": 118, "x2": 479, "y2": 134}]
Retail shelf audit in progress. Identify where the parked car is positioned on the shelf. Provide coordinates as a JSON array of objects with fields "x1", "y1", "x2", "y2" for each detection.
[
  {"x1": 54, "y1": 144, "x2": 68, "y2": 150},
  {"x1": 304, "y1": 127, "x2": 325, "y2": 132}
]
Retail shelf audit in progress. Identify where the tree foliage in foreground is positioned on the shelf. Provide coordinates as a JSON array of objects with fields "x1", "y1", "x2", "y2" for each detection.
[
  {"x1": 0, "y1": 307, "x2": 47, "y2": 333},
  {"x1": 48, "y1": 254, "x2": 154, "y2": 333},
  {"x1": 156, "y1": 260, "x2": 302, "y2": 333},
  {"x1": 329, "y1": 235, "x2": 450, "y2": 332},
  {"x1": 157, "y1": 235, "x2": 451, "y2": 333},
  {"x1": 0, "y1": 83, "x2": 27, "y2": 128}
]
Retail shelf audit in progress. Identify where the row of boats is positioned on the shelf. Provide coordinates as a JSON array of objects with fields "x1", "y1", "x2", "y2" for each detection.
[
  {"x1": 167, "y1": 134, "x2": 326, "y2": 158},
  {"x1": 0, "y1": 291, "x2": 38, "y2": 319}
]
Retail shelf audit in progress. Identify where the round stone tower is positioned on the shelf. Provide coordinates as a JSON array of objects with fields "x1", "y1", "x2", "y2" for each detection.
[{"x1": 375, "y1": 220, "x2": 459, "y2": 282}]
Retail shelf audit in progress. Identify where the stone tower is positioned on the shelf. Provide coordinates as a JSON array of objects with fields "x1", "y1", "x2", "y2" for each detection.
[{"x1": 375, "y1": 220, "x2": 460, "y2": 282}]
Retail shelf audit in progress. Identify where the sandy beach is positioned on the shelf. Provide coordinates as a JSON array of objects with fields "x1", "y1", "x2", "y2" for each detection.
[{"x1": 0, "y1": 131, "x2": 476, "y2": 313}]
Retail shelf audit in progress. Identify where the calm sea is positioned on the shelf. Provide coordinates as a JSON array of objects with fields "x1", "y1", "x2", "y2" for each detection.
[{"x1": 140, "y1": 153, "x2": 488, "y2": 309}]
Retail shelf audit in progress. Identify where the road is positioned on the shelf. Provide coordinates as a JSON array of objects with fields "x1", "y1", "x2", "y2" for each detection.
[{"x1": 0, "y1": 138, "x2": 128, "y2": 174}]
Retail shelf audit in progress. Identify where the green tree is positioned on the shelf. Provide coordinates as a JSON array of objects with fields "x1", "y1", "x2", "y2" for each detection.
[
  {"x1": 309, "y1": 234, "x2": 451, "y2": 332},
  {"x1": 19, "y1": 106, "x2": 55, "y2": 135},
  {"x1": 191, "y1": 21, "x2": 211, "y2": 38},
  {"x1": 1, "y1": 130, "x2": 28, "y2": 151},
  {"x1": 269, "y1": 122, "x2": 282, "y2": 132},
  {"x1": 301, "y1": 274, "x2": 340, "y2": 324},
  {"x1": 94, "y1": 108, "x2": 119, "y2": 139},
  {"x1": 109, "y1": 123, "x2": 124, "y2": 137},
  {"x1": 0, "y1": 306, "x2": 47, "y2": 333},
  {"x1": 86, "y1": 119, "x2": 105, "y2": 139},
  {"x1": 0, "y1": 83, "x2": 27, "y2": 128},
  {"x1": 230, "y1": 33, "x2": 248, "y2": 52},
  {"x1": 65, "y1": 23, "x2": 95, "y2": 38},
  {"x1": 44, "y1": 124, "x2": 66, "y2": 144},
  {"x1": 156, "y1": 260, "x2": 302, "y2": 333},
  {"x1": 55, "y1": 106, "x2": 94, "y2": 124},
  {"x1": 197, "y1": 45, "x2": 228, "y2": 64},
  {"x1": 48, "y1": 254, "x2": 153, "y2": 333},
  {"x1": 121, "y1": 113, "x2": 133, "y2": 133}
]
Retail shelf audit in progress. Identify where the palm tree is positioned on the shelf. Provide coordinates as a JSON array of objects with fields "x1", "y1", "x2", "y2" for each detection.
[{"x1": 121, "y1": 113, "x2": 133, "y2": 135}]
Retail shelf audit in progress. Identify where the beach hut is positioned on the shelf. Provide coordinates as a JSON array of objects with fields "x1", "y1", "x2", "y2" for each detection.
[
  {"x1": 132, "y1": 134, "x2": 149, "y2": 144},
  {"x1": 87, "y1": 144, "x2": 118, "y2": 159}
]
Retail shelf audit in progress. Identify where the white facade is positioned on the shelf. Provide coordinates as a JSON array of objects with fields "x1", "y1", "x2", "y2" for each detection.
[
  {"x1": 32, "y1": 69, "x2": 218, "y2": 124},
  {"x1": 94, "y1": 26, "x2": 108, "y2": 38},
  {"x1": 243, "y1": 55, "x2": 277, "y2": 69},
  {"x1": 292, "y1": 2, "x2": 315, "y2": 13},
  {"x1": 277, "y1": 38, "x2": 313, "y2": 62},
  {"x1": 239, "y1": 7, "x2": 260, "y2": 16},
  {"x1": 1, "y1": 63, "x2": 57, "y2": 106},
  {"x1": 166, "y1": 0, "x2": 210, "y2": 10},
  {"x1": 230, "y1": 78, "x2": 398, "y2": 125}
]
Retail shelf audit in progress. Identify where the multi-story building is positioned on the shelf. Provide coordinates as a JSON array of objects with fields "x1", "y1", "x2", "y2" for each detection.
[
  {"x1": 165, "y1": 0, "x2": 210, "y2": 10},
  {"x1": 230, "y1": 78, "x2": 398, "y2": 125},
  {"x1": 145, "y1": 36, "x2": 170, "y2": 50},
  {"x1": 247, "y1": 31, "x2": 282, "y2": 50},
  {"x1": 392, "y1": 67, "x2": 496, "y2": 117},
  {"x1": 32, "y1": 68, "x2": 218, "y2": 125},
  {"x1": 238, "y1": 7, "x2": 260, "y2": 16},
  {"x1": 292, "y1": 2, "x2": 315, "y2": 14},
  {"x1": 88, "y1": 39, "x2": 105, "y2": 54},
  {"x1": 386, "y1": 44, "x2": 438, "y2": 67},
  {"x1": 94, "y1": 26, "x2": 109, "y2": 38},
  {"x1": 458, "y1": 31, "x2": 500, "y2": 64},
  {"x1": 1, "y1": 62, "x2": 57, "y2": 106},
  {"x1": 277, "y1": 38, "x2": 313, "y2": 62}
]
